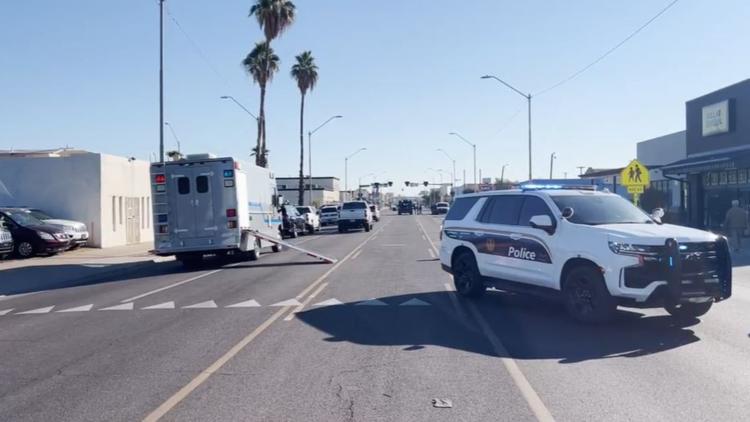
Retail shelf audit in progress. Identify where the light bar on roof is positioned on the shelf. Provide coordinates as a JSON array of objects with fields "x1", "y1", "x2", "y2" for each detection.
[{"x1": 520, "y1": 184, "x2": 597, "y2": 191}]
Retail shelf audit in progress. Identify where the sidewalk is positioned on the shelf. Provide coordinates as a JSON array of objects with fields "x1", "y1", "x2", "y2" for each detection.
[{"x1": 0, "y1": 242, "x2": 175, "y2": 297}]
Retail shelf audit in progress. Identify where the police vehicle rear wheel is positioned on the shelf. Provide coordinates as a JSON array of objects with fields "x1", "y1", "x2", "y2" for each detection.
[
  {"x1": 452, "y1": 252, "x2": 485, "y2": 298},
  {"x1": 563, "y1": 266, "x2": 616, "y2": 323},
  {"x1": 272, "y1": 244, "x2": 282, "y2": 253},
  {"x1": 665, "y1": 300, "x2": 712, "y2": 320}
]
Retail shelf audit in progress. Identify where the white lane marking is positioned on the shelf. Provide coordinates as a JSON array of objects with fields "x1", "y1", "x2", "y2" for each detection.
[
  {"x1": 143, "y1": 221, "x2": 392, "y2": 421},
  {"x1": 465, "y1": 302, "x2": 555, "y2": 422},
  {"x1": 355, "y1": 299, "x2": 388, "y2": 306},
  {"x1": 283, "y1": 282, "x2": 328, "y2": 321},
  {"x1": 225, "y1": 299, "x2": 261, "y2": 308},
  {"x1": 182, "y1": 300, "x2": 218, "y2": 309},
  {"x1": 100, "y1": 302, "x2": 134, "y2": 311},
  {"x1": 142, "y1": 301, "x2": 175, "y2": 310},
  {"x1": 312, "y1": 298, "x2": 343, "y2": 307},
  {"x1": 382, "y1": 243, "x2": 405, "y2": 247},
  {"x1": 399, "y1": 298, "x2": 430, "y2": 306},
  {"x1": 57, "y1": 304, "x2": 94, "y2": 313},
  {"x1": 0, "y1": 292, "x2": 39, "y2": 302},
  {"x1": 120, "y1": 269, "x2": 223, "y2": 303},
  {"x1": 351, "y1": 249, "x2": 363, "y2": 260},
  {"x1": 422, "y1": 235, "x2": 427, "y2": 241},
  {"x1": 416, "y1": 217, "x2": 439, "y2": 253},
  {"x1": 428, "y1": 248, "x2": 436, "y2": 259},
  {"x1": 17, "y1": 306, "x2": 54, "y2": 315},
  {"x1": 270, "y1": 299, "x2": 302, "y2": 307},
  {"x1": 0, "y1": 309, "x2": 13, "y2": 316}
]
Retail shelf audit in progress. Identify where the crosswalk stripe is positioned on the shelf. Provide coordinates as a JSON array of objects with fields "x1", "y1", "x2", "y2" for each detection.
[
  {"x1": 0, "y1": 309, "x2": 13, "y2": 316},
  {"x1": 17, "y1": 306, "x2": 54, "y2": 315},
  {"x1": 99, "y1": 303, "x2": 134, "y2": 311},
  {"x1": 142, "y1": 301, "x2": 175, "y2": 310},
  {"x1": 355, "y1": 299, "x2": 387, "y2": 306},
  {"x1": 312, "y1": 298, "x2": 343, "y2": 307},
  {"x1": 183, "y1": 300, "x2": 218, "y2": 309},
  {"x1": 399, "y1": 298, "x2": 430, "y2": 306},
  {"x1": 270, "y1": 299, "x2": 302, "y2": 307},
  {"x1": 225, "y1": 299, "x2": 261, "y2": 308},
  {"x1": 57, "y1": 304, "x2": 94, "y2": 313}
]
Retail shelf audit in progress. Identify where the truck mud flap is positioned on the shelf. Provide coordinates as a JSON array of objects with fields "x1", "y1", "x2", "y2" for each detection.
[{"x1": 245, "y1": 229, "x2": 338, "y2": 264}]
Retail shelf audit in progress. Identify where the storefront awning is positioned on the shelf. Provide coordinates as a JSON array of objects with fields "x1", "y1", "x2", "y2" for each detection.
[{"x1": 661, "y1": 149, "x2": 750, "y2": 174}]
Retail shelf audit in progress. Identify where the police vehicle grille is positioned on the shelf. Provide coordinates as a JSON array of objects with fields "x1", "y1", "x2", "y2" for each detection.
[{"x1": 623, "y1": 241, "x2": 721, "y2": 289}]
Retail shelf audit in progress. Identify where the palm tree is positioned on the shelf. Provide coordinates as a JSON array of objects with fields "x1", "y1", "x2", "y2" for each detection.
[
  {"x1": 242, "y1": 42, "x2": 279, "y2": 167},
  {"x1": 248, "y1": 0, "x2": 296, "y2": 166},
  {"x1": 290, "y1": 51, "x2": 319, "y2": 205}
]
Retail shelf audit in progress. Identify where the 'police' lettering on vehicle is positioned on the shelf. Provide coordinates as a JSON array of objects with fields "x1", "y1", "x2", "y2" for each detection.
[{"x1": 508, "y1": 246, "x2": 536, "y2": 261}]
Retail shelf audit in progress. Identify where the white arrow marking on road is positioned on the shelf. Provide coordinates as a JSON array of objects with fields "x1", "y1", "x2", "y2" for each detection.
[
  {"x1": 225, "y1": 299, "x2": 261, "y2": 308},
  {"x1": 17, "y1": 306, "x2": 54, "y2": 314},
  {"x1": 100, "y1": 303, "x2": 134, "y2": 311},
  {"x1": 312, "y1": 298, "x2": 343, "y2": 307},
  {"x1": 355, "y1": 299, "x2": 388, "y2": 306},
  {"x1": 0, "y1": 309, "x2": 13, "y2": 316},
  {"x1": 142, "y1": 301, "x2": 175, "y2": 310},
  {"x1": 399, "y1": 298, "x2": 430, "y2": 306},
  {"x1": 270, "y1": 299, "x2": 302, "y2": 307},
  {"x1": 182, "y1": 300, "x2": 218, "y2": 309},
  {"x1": 57, "y1": 304, "x2": 94, "y2": 313}
]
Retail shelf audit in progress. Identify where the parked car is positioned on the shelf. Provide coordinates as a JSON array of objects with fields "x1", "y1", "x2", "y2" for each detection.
[
  {"x1": 279, "y1": 205, "x2": 306, "y2": 238},
  {"x1": 369, "y1": 204, "x2": 381, "y2": 222},
  {"x1": 338, "y1": 201, "x2": 373, "y2": 233},
  {"x1": 319, "y1": 205, "x2": 339, "y2": 226},
  {"x1": 0, "y1": 208, "x2": 71, "y2": 258},
  {"x1": 435, "y1": 202, "x2": 450, "y2": 214},
  {"x1": 0, "y1": 220, "x2": 13, "y2": 259},
  {"x1": 430, "y1": 204, "x2": 438, "y2": 215},
  {"x1": 296, "y1": 206, "x2": 321, "y2": 234},
  {"x1": 26, "y1": 208, "x2": 89, "y2": 249}
]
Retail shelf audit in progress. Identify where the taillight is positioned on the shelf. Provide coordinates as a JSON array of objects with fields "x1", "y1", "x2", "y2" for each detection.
[
  {"x1": 227, "y1": 221, "x2": 238, "y2": 229},
  {"x1": 226, "y1": 208, "x2": 237, "y2": 218},
  {"x1": 154, "y1": 174, "x2": 166, "y2": 184}
]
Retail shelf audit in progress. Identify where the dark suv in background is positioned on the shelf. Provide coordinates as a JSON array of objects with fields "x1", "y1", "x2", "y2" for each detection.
[
  {"x1": 397, "y1": 200, "x2": 414, "y2": 215},
  {"x1": 0, "y1": 208, "x2": 71, "y2": 258}
]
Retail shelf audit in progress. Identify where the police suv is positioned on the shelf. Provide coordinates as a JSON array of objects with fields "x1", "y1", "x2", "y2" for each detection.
[{"x1": 439, "y1": 186, "x2": 732, "y2": 323}]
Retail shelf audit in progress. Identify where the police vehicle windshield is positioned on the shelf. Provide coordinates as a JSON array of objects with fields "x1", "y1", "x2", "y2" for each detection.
[{"x1": 552, "y1": 194, "x2": 653, "y2": 225}]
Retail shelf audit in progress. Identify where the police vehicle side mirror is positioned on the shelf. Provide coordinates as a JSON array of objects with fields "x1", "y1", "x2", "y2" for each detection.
[
  {"x1": 651, "y1": 208, "x2": 664, "y2": 224},
  {"x1": 529, "y1": 215, "x2": 555, "y2": 234}
]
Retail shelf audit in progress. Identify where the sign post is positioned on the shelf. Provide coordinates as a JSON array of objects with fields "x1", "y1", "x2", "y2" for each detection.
[{"x1": 619, "y1": 159, "x2": 649, "y2": 206}]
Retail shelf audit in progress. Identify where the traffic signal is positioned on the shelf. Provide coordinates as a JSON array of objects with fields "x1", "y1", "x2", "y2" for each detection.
[
  {"x1": 373, "y1": 182, "x2": 380, "y2": 188},
  {"x1": 423, "y1": 181, "x2": 429, "y2": 187},
  {"x1": 404, "y1": 181, "x2": 410, "y2": 187},
  {"x1": 388, "y1": 181, "x2": 393, "y2": 187}
]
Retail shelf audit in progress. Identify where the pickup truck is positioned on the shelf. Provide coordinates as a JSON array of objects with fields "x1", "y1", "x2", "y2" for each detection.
[
  {"x1": 338, "y1": 201, "x2": 373, "y2": 233},
  {"x1": 296, "y1": 206, "x2": 321, "y2": 234},
  {"x1": 319, "y1": 205, "x2": 339, "y2": 226}
]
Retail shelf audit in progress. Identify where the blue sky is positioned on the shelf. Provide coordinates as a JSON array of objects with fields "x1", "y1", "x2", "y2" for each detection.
[{"x1": 1, "y1": 0, "x2": 749, "y2": 194}]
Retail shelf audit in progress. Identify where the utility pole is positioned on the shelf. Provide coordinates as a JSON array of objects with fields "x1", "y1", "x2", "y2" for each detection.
[
  {"x1": 549, "y1": 152, "x2": 556, "y2": 179},
  {"x1": 577, "y1": 166, "x2": 586, "y2": 176},
  {"x1": 158, "y1": 0, "x2": 165, "y2": 163},
  {"x1": 500, "y1": 164, "x2": 508, "y2": 187}
]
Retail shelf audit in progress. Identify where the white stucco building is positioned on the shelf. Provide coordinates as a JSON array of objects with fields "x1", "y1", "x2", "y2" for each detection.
[
  {"x1": 276, "y1": 176, "x2": 340, "y2": 206},
  {"x1": 0, "y1": 149, "x2": 153, "y2": 248}
]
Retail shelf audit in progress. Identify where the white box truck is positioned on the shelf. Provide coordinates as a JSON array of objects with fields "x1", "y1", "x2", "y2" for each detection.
[{"x1": 150, "y1": 154, "x2": 282, "y2": 267}]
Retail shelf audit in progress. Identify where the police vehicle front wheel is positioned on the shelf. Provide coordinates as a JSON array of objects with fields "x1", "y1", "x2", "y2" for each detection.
[
  {"x1": 665, "y1": 300, "x2": 712, "y2": 320},
  {"x1": 563, "y1": 266, "x2": 617, "y2": 324},
  {"x1": 452, "y1": 252, "x2": 485, "y2": 298}
]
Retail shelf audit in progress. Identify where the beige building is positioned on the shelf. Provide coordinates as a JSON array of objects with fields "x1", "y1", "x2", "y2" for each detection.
[
  {"x1": 277, "y1": 176, "x2": 340, "y2": 206},
  {"x1": 0, "y1": 149, "x2": 153, "y2": 247}
]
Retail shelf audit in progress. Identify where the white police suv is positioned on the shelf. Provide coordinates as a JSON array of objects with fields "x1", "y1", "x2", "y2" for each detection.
[{"x1": 439, "y1": 186, "x2": 732, "y2": 323}]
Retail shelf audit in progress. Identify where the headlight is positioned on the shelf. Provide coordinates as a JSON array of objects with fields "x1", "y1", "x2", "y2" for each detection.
[
  {"x1": 37, "y1": 231, "x2": 54, "y2": 240},
  {"x1": 608, "y1": 241, "x2": 660, "y2": 256}
]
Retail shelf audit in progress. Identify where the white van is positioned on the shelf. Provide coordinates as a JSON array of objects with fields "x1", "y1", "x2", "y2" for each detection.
[{"x1": 151, "y1": 154, "x2": 282, "y2": 267}]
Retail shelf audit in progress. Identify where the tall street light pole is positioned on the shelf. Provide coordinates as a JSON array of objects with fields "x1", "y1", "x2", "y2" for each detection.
[
  {"x1": 358, "y1": 172, "x2": 375, "y2": 199},
  {"x1": 481, "y1": 75, "x2": 532, "y2": 181},
  {"x1": 436, "y1": 148, "x2": 456, "y2": 193},
  {"x1": 345, "y1": 148, "x2": 367, "y2": 200},
  {"x1": 158, "y1": 0, "x2": 165, "y2": 163},
  {"x1": 164, "y1": 121, "x2": 181, "y2": 154},
  {"x1": 448, "y1": 132, "x2": 477, "y2": 186},
  {"x1": 500, "y1": 163, "x2": 509, "y2": 187},
  {"x1": 220, "y1": 95, "x2": 259, "y2": 159},
  {"x1": 308, "y1": 115, "x2": 342, "y2": 205},
  {"x1": 549, "y1": 152, "x2": 557, "y2": 179}
]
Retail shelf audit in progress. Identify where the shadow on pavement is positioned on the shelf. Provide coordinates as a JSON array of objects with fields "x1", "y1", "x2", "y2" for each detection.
[{"x1": 296, "y1": 291, "x2": 701, "y2": 364}]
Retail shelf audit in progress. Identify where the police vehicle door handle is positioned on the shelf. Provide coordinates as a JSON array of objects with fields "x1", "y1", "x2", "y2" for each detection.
[{"x1": 509, "y1": 233, "x2": 522, "y2": 240}]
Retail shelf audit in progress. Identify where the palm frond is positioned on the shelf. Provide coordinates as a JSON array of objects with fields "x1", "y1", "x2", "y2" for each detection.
[
  {"x1": 290, "y1": 50, "x2": 318, "y2": 95},
  {"x1": 249, "y1": 0, "x2": 296, "y2": 42}
]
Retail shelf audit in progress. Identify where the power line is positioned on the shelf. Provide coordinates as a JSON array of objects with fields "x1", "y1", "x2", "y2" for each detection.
[
  {"x1": 493, "y1": 107, "x2": 523, "y2": 137},
  {"x1": 534, "y1": 0, "x2": 681, "y2": 97}
]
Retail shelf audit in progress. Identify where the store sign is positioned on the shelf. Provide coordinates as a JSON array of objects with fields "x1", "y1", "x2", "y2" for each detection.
[{"x1": 702, "y1": 100, "x2": 730, "y2": 136}]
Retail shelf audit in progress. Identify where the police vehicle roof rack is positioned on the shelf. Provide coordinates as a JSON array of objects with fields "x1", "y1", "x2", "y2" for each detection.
[{"x1": 520, "y1": 184, "x2": 598, "y2": 191}]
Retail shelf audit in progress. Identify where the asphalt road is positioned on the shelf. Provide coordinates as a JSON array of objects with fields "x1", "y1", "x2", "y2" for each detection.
[{"x1": 1, "y1": 211, "x2": 749, "y2": 421}]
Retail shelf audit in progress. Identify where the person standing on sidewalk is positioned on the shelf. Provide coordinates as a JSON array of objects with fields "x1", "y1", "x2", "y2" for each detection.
[{"x1": 723, "y1": 200, "x2": 748, "y2": 251}]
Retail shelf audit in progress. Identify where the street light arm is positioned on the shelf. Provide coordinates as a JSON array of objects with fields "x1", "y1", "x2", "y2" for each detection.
[
  {"x1": 481, "y1": 75, "x2": 530, "y2": 99},
  {"x1": 448, "y1": 132, "x2": 475, "y2": 147},
  {"x1": 220, "y1": 95, "x2": 258, "y2": 120},
  {"x1": 436, "y1": 148, "x2": 453, "y2": 161},
  {"x1": 310, "y1": 115, "x2": 343, "y2": 136},
  {"x1": 346, "y1": 147, "x2": 367, "y2": 160}
]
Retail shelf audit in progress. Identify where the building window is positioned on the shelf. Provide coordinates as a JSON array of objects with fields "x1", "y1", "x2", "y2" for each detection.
[
  {"x1": 119, "y1": 196, "x2": 123, "y2": 225},
  {"x1": 719, "y1": 171, "x2": 728, "y2": 185},
  {"x1": 728, "y1": 170, "x2": 737, "y2": 184},
  {"x1": 112, "y1": 196, "x2": 116, "y2": 232},
  {"x1": 739, "y1": 169, "x2": 748, "y2": 184},
  {"x1": 710, "y1": 172, "x2": 718, "y2": 186}
]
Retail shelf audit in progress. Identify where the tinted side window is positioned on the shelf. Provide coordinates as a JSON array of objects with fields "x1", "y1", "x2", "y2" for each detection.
[
  {"x1": 445, "y1": 197, "x2": 480, "y2": 221},
  {"x1": 481, "y1": 196, "x2": 524, "y2": 225},
  {"x1": 196, "y1": 176, "x2": 209, "y2": 193},
  {"x1": 518, "y1": 196, "x2": 554, "y2": 226},
  {"x1": 177, "y1": 177, "x2": 190, "y2": 195}
]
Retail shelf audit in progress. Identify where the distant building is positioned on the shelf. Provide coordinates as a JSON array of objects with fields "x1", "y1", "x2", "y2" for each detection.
[
  {"x1": 276, "y1": 176, "x2": 340, "y2": 206},
  {"x1": 636, "y1": 131, "x2": 687, "y2": 222},
  {"x1": 0, "y1": 149, "x2": 153, "y2": 247}
]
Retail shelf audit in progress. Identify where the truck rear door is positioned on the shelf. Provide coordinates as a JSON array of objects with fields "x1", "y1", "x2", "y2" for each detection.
[
  {"x1": 192, "y1": 166, "x2": 219, "y2": 236},
  {"x1": 170, "y1": 166, "x2": 220, "y2": 238}
]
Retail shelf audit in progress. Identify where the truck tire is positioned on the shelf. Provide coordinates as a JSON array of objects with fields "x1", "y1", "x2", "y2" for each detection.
[
  {"x1": 247, "y1": 239, "x2": 261, "y2": 261},
  {"x1": 177, "y1": 253, "x2": 203, "y2": 269},
  {"x1": 272, "y1": 244, "x2": 282, "y2": 253},
  {"x1": 290, "y1": 227, "x2": 298, "y2": 238},
  {"x1": 364, "y1": 223, "x2": 370, "y2": 232},
  {"x1": 338, "y1": 226, "x2": 346, "y2": 233},
  {"x1": 452, "y1": 252, "x2": 485, "y2": 298},
  {"x1": 306, "y1": 224, "x2": 315, "y2": 235},
  {"x1": 562, "y1": 265, "x2": 617, "y2": 324},
  {"x1": 665, "y1": 300, "x2": 712, "y2": 320}
]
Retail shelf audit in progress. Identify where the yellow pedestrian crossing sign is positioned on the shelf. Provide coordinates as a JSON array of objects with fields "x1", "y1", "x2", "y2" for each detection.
[{"x1": 620, "y1": 159, "x2": 649, "y2": 187}]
